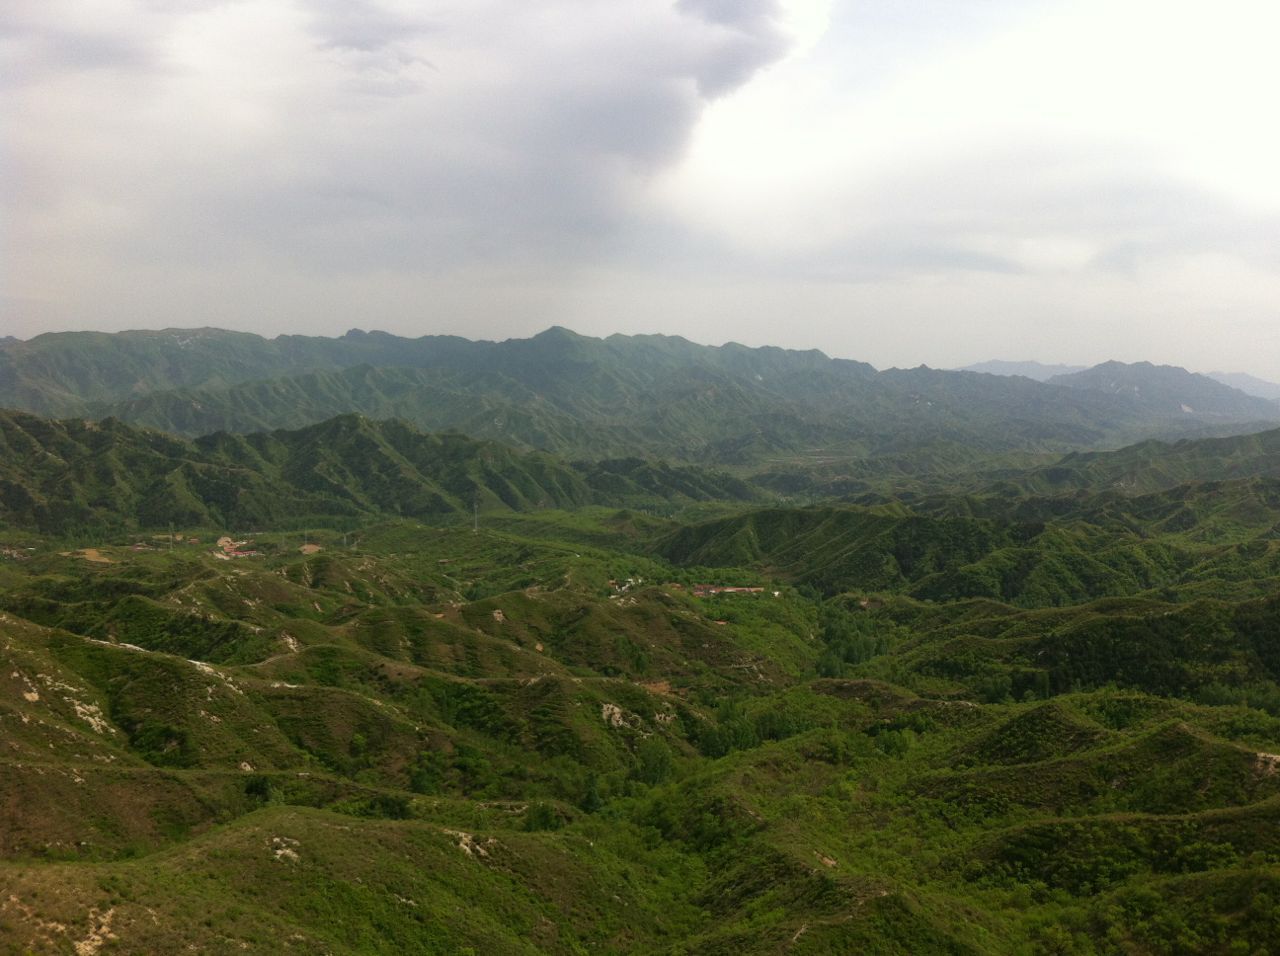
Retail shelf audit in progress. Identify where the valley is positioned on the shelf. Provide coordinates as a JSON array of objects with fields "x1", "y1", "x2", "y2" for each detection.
[{"x1": 2, "y1": 329, "x2": 1280, "y2": 953}]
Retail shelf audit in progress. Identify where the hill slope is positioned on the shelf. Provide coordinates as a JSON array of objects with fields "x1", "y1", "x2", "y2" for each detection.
[{"x1": 999, "y1": 424, "x2": 1280, "y2": 496}]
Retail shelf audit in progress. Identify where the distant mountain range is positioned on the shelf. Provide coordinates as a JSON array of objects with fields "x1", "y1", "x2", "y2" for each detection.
[
  {"x1": 1046, "y1": 361, "x2": 1279, "y2": 420},
  {"x1": 3, "y1": 328, "x2": 1277, "y2": 474},
  {"x1": 964, "y1": 357, "x2": 1280, "y2": 404},
  {"x1": 1207, "y1": 370, "x2": 1280, "y2": 401}
]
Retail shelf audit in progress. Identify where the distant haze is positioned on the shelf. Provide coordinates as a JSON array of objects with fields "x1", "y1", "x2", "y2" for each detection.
[
  {"x1": 1206, "y1": 372, "x2": 1280, "y2": 403},
  {"x1": 959, "y1": 361, "x2": 1087, "y2": 382},
  {"x1": 5, "y1": 1, "x2": 1280, "y2": 376}
]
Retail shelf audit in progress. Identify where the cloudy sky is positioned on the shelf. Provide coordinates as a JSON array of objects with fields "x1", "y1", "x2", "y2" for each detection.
[{"x1": 5, "y1": 0, "x2": 1280, "y2": 374}]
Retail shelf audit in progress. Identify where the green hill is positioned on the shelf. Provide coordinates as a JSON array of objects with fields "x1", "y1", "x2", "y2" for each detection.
[
  {"x1": 5, "y1": 328, "x2": 1275, "y2": 473},
  {"x1": 0, "y1": 409, "x2": 759, "y2": 535},
  {"x1": 998, "y1": 426, "x2": 1280, "y2": 496},
  {"x1": 8, "y1": 334, "x2": 1280, "y2": 951},
  {"x1": 4, "y1": 498, "x2": 1280, "y2": 951}
]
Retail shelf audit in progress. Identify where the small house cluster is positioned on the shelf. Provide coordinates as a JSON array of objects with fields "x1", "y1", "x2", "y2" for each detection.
[{"x1": 213, "y1": 536, "x2": 261, "y2": 559}]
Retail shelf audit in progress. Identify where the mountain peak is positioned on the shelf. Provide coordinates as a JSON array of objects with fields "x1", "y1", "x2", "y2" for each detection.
[
  {"x1": 530, "y1": 325, "x2": 591, "y2": 342},
  {"x1": 1049, "y1": 360, "x2": 1280, "y2": 419}
]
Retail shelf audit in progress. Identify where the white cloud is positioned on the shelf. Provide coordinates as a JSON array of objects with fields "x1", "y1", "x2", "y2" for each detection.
[
  {"x1": 2, "y1": 0, "x2": 793, "y2": 330},
  {"x1": 660, "y1": 0, "x2": 1280, "y2": 254},
  {"x1": 2, "y1": 0, "x2": 1278, "y2": 377}
]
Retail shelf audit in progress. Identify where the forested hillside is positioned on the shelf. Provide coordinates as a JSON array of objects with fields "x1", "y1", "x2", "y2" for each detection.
[
  {"x1": 5, "y1": 499, "x2": 1280, "y2": 951},
  {"x1": 0, "y1": 410, "x2": 756, "y2": 535},
  {"x1": 4, "y1": 328, "x2": 1276, "y2": 471},
  {"x1": 4, "y1": 401, "x2": 1280, "y2": 951}
]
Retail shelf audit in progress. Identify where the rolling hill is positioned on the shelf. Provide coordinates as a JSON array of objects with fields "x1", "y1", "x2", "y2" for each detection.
[
  {"x1": 6, "y1": 331, "x2": 1280, "y2": 952},
  {"x1": 0, "y1": 409, "x2": 758, "y2": 535},
  {"x1": 5, "y1": 499, "x2": 1280, "y2": 952},
  {"x1": 995, "y1": 424, "x2": 1280, "y2": 497}
]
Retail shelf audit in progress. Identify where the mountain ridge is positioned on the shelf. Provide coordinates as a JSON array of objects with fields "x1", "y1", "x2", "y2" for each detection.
[
  {"x1": 0, "y1": 408, "x2": 759, "y2": 534},
  {"x1": 1048, "y1": 360, "x2": 1279, "y2": 420},
  {"x1": 5, "y1": 328, "x2": 1275, "y2": 473}
]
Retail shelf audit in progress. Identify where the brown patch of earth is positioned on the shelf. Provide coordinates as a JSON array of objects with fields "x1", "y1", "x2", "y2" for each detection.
[{"x1": 59, "y1": 549, "x2": 113, "y2": 564}]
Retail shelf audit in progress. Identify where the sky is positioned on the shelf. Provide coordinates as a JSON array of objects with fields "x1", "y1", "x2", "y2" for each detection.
[{"x1": 4, "y1": 0, "x2": 1280, "y2": 375}]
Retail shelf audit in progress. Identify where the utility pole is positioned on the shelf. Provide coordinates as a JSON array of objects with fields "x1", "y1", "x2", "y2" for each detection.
[
  {"x1": 473, "y1": 495, "x2": 478, "y2": 534},
  {"x1": 169, "y1": 523, "x2": 174, "y2": 553}
]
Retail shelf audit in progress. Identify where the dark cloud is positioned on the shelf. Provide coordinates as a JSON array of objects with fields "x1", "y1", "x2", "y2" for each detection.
[
  {"x1": 677, "y1": 0, "x2": 782, "y2": 31},
  {"x1": 2, "y1": 0, "x2": 797, "y2": 298}
]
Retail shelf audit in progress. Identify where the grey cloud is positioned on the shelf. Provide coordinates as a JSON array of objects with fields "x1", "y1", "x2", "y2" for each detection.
[
  {"x1": 689, "y1": 31, "x2": 790, "y2": 97},
  {"x1": 676, "y1": 0, "x2": 790, "y2": 96},
  {"x1": 305, "y1": 0, "x2": 438, "y2": 53},
  {"x1": 6, "y1": 0, "x2": 1279, "y2": 381},
  {"x1": 677, "y1": 0, "x2": 782, "y2": 31},
  {"x1": 3, "y1": 0, "x2": 796, "y2": 291},
  {"x1": 36, "y1": 29, "x2": 149, "y2": 70},
  {"x1": 0, "y1": 22, "x2": 156, "y2": 88}
]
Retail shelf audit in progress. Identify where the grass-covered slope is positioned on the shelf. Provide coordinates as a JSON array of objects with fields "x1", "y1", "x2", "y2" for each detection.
[
  {"x1": 1001, "y1": 425, "x2": 1280, "y2": 496},
  {"x1": 653, "y1": 489, "x2": 1280, "y2": 607},
  {"x1": 5, "y1": 500, "x2": 1280, "y2": 952},
  {"x1": 7, "y1": 374, "x2": 1280, "y2": 951}
]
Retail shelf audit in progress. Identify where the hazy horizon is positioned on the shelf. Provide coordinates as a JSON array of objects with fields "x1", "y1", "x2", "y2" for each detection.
[
  {"x1": 5, "y1": 1, "x2": 1280, "y2": 377},
  {"x1": 4, "y1": 321, "x2": 1277, "y2": 385}
]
